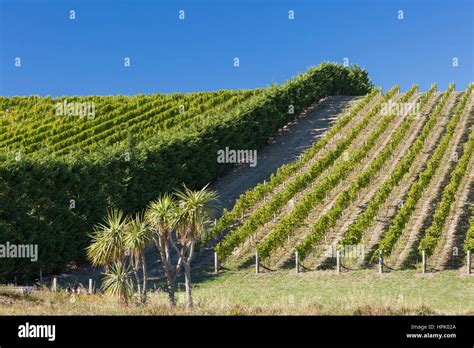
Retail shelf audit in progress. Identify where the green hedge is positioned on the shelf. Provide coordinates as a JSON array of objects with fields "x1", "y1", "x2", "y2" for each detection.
[{"x1": 0, "y1": 63, "x2": 371, "y2": 281}]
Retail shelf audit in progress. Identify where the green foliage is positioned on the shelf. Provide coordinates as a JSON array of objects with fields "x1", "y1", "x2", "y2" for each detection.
[
  {"x1": 376, "y1": 83, "x2": 472, "y2": 259},
  {"x1": 464, "y1": 208, "x2": 474, "y2": 252},
  {"x1": 340, "y1": 84, "x2": 439, "y2": 246},
  {"x1": 123, "y1": 213, "x2": 153, "y2": 268},
  {"x1": 0, "y1": 63, "x2": 372, "y2": 280},
  {"x1": 295, "y1": 86, "x2": 421, "y2": 260},
  {"x1": 86, "y1": 208, "x2": 128, "y2": 267},
  {"x1": 206, "y1": 88, "x2": 380, "y2": 244},
  {"x1": 216, "y1": 86, "x2": 393, "y2": 259},
  {"x1": 173, "y1": 184, "x2": 218, "y2": 243},
  {"x1": 101, "y1": 261, "x2": 135, "y2": 304},
  {"x1": 419, "y1": 126, "x2": 474, "y2": 255}
]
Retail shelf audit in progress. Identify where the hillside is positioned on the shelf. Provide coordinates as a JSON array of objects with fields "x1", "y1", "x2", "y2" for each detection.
[
  {"x1": 208, "y1": 83, "x2": 474, "y2": 273},
  {"x1": 0, "y1": 63, "x2": 372, "y2": 280}
]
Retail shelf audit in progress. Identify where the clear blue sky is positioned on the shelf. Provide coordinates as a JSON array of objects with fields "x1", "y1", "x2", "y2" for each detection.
[{"x1": 0, "y1": 0, "x2": 472, "y2": 96}]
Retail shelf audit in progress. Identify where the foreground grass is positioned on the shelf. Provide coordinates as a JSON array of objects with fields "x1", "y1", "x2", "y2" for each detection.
[{"x1": 0, "y1": 269, "x2": 472, "y2": 315}]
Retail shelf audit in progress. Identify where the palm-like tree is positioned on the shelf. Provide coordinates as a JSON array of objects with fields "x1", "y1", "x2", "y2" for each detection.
[
  {"x1": 173, "y1": 184, "x2": 217, "y2": 309},
  {"x1": 123, "y1": 213, "x2": 152, "y2": 303},
  {"x1": 87, "y1": 209, "x2": 128, "y2": 269},
  {"x1": 145, "y1": 193, "x2": 179, "y2": 306},
  {"x1": 101, "y1": 261, "x2": 134, "y2": 305}
]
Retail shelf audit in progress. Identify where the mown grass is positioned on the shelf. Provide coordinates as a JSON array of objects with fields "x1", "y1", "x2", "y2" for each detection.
[{"x1": 0, "y1": 269, "x2": 472, "y2": 315}]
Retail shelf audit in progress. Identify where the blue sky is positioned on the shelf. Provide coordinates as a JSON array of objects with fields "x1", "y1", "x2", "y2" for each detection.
[{"x1": 0, "y1": 0, "x2": 472, "y2": 96}]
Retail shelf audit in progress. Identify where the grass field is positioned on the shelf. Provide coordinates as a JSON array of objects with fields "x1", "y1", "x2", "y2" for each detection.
[{"x1": 1, "y1": 270, "x2": 472, "y2": 315}]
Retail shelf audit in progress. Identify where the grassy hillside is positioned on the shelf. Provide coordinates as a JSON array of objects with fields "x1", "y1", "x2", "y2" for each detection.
[{"x1": 0, "y1": 270, "x2": 472, "y2": 315}]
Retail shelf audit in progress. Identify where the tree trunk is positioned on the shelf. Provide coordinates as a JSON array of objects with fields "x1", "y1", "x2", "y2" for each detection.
[
  {"x1": 133, "y1": 267, "x2": 141, "y2": 300},
  {"x1": 166, "y1": 272, "x2": 176, "y2": 306},
  {"x1": 155, "y1": 235, "x2": 177, "y2": 306},
  {"x1": 184, "y1": 242, "x2": 195, "y2": 310},
  {"x1": 141, "y1": 254, "x2": 147, "y2": 303},
  {"x1": 184, "y1": 262, "x2": 193, "y2": 310}
]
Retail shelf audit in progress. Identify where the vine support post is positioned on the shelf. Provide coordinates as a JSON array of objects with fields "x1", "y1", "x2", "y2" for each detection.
[
  {"x1": 422, "y1": 250, "x2": 426, "y2": 274},
  {"x1": 378, "y1": 250, "x2": 384, "y2": 274},
  {"x1": 214, "y1": 251, "x2": 219, "y2": 274},
  {"x1": 255, "y1": 252, "x2": 260, "y2": 274},
  {"x1": 336, "y1": 250, "x2": 341, "y2": 274},
  {"x1": 295, "y1": 251, "x2": 299, "y2": 274},
  {"x1": 88, "y1": 278, "x2": 94, "y2": 295},
  {"x1": 467, "y1": 250, "x2": 471, "y2": 274},
  {"x1": 52, "y1": 277, "x2": 57, "y2": 292}
]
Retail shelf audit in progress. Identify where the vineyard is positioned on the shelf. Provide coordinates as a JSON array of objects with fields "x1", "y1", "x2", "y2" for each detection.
[
  {"x1": 210, "y1": 83, "x2": 474, "y2": 273},
  {"x1": 0, "y1": 63, "x2": 372, "y2": 280},
  {"x1": 1, "y1": 0, "x2": 473, "y2": 340},
  {"x1": 0, "y1": 90, "x2": 261, "y2": 156},
  {"x1": 0, "y1": 61, "x2": 472, "y2": 280}
]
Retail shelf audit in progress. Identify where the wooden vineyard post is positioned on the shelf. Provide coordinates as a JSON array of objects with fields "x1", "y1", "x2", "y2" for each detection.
[
  {"x1": 422, "y1": 250, "x2": 426, "y2": 274},
  {"x1": 467, "y1": 250, "x2": 472, "y2": 275},
  {"x1": 378, "y1": 250, "x2": 384, "y2": 274},
  {"x1": 88, "y1": 278, "x2": 94, "y2": 295},
  {"x1": 52, "y1": 277, "x2": 57, "y2": 292},
  {"x1": 295, "y1": 251, "x2": 299, "y2": 274},
  {"x1": 214, "y1": 251, "x2": 219, "y2": 274},
  {"x1": 336, "y1": 250, "x2": 341, "y2": 274},
  {"x1": 255, "y1": 252, "x2": 260, "y2": 274}
]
